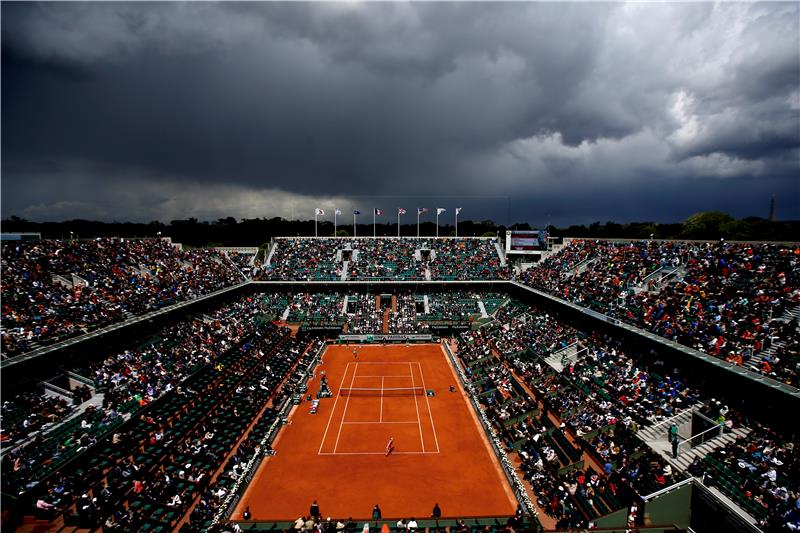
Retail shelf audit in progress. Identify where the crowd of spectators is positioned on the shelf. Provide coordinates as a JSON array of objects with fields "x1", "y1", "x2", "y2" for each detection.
[
  {"x1": 352, "y1": 239, "x2": 426, "y2": 280},
  {"x1": 1, "y1": 294, "x2": 281, "y2": 501},
  {"x1": 255, "y1": 237, "x2": 508, "y2": 281},
  {"x1": 259, "y1": 239, "x2": 343, "y2": 280},
  {"x1": 429, "y1": 239, "x2": 509, "y2": 280},
  {"x1": 103, "y1": 335, "x2": 306, "y2": 531},
  {"x1": 425, "y1": 292, "x2": 482, "y2": 324},
  {"x1": 697, "y1": 423, "x2": 799, "y2": 531},
  {"x1": 519, "y1": 240, "x2": 687, "y2": 312},
  {"x1": 518, "y1": 240, "x2": 800, "y2": 385},
  {"x1": 225, "y1": 251, "x2": 257, "y2": 278},
  {"x1": 287, "y1": 293, "x2": 345, "y2": 326},
  {"x1": 762, "y1": 318, "x2": 800, "y2": 385},
  {"x1": 1, "y1": 238, "x2": 244, "y2": 357},
  {"x1": 386, "y1": 293, "x2": 423, "y2": 334},
  {"x1": 454, "y1": 300, "x2": 699, "y2": 528},
  {"x1": 344, "y1": 294, "x2": 386, "y2": 334},
  {"x1": 19, "y1": 317, "x2": 296, "y2": 530},
  {"x1": 0, "y1": 390, "x2": 74, "y2": 448}
]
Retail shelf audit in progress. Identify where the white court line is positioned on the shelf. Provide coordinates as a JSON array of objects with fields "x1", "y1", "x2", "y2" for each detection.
[
  {"x1": 409, "y1": 362, "x2": 425, "y2": 453},
  {"x1": 416, "y1": 361, "x2": 441, "y2": 453},
  {"x1": 341, "y1": 421, "x2": 419, "y2": 425},
  {"x1": 380, "y1": 376, "x2": 384, "y2": 423},
  {"x1": 318, "y1": 451, "x2": 439, "y2": 456},
  {"x1": 345, "y1": 362, "x2": 415, "y2": 364},
  {"x1": 332, "y1": 362, "x2": 359, "y2": 454},
  {"x1": 318, "y1": 362, "x2": 351, "y2": 455},
  {"x1": 353, "y1": 375, "x2": 412, "y2": 378}
]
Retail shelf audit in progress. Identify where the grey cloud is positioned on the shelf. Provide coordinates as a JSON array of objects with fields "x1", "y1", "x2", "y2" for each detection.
[{"x1": 2, "y1": 2, "x2": 798, "y2": 224}]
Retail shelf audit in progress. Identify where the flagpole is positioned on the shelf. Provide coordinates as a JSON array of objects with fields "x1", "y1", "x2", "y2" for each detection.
[
  {"x1": 417, "y1": 210, "x2": 420, "y2": 238},
  {"x1": 455, "y1": 211, "x2": 458, "y2": 237},
  {"x1": 373, "y1": 210, "x2": 376, "y2": 238},
  {"x1": 334, "y1": 211, "x2": 337, "y2": 237},
  {"x1": 436, "y1": 211, "x2": 439, "y2": 238},
  {"x1": 354, "y1": 212, "x2": 357, "y2": 237},
  {"x1": 397, "y1": 211, "x2": 400, "y2": 237},
  {"x1": 315, "y1": 213, "x2": 318, "y2": 237}
]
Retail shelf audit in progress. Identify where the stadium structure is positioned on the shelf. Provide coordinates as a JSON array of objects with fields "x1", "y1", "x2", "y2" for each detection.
[{"x1": 1, "y1": 234, "x2": 798, "y2": 533}]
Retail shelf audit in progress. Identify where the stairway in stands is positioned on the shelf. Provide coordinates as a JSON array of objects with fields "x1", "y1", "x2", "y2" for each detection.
[
  {"x1": 544, "y1": 342, "x2": 584, "y2": 372},
  {"x1": 636, "y1": 405, "x2": 752, "y2": 473},
  {"x1": 746, "y1": 304, "x2": 800, "y2": 372}
]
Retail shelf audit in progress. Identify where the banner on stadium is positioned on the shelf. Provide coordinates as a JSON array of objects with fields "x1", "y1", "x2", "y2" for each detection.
[
  {"x1": 302, "y1": 325, "x2": 345, "y2": 333},
  {"x1": 338, "y1": 334, "x2": 433, "y2": 342},
  {"x1": 428, "y1": 324, "x2": 470, "y2": 332}
]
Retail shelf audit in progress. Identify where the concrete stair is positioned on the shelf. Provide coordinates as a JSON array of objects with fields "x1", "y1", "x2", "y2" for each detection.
[
  {"x1": 669, "y1": 426, "x2": 751, "y2": 472},
  {"x1": 569, "y1": 257, "x2": 596, "y2": 277},
  {"x1": 494, "y1": 241, "x2": 507, "y2": 266},
  {"x1": 636, "y1": 406, "x2": 698, "y2": 443},
  {"x1": 544, "y1": 342, "x2": 583, "y2": 372},
  {"x1": 638, "y1": 264, "x2": 687, "y2": 294},
  {"x1": 638, "y1": 406, "x2": 751, "y2": 473},
  {"x1": 265, "y1": 240, "x2": 278, "y2": 266},
  {"x1": 746, "y1": 304, "x2": 800, "y2": 372}
]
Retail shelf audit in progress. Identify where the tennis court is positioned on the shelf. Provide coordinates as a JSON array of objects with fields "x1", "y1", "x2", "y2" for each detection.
[
  {"x1": 318, "y1": 361, "x2": 439, "y2": 455},
  {"x1": 235, "y1": 343, "x2": 517, "y2": 521}
]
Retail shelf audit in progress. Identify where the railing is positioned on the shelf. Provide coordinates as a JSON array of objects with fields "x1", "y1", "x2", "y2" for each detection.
[
  {"x1": 43, "y1": 381, "x2": 73, "y2": 400},
  {"x1": 67, "y1": 371, "x2": 95, "y2": 389},
  {"x1": 545, "y1": 526, "x2": 684, "y2": 533},
  {"x1": 647, "y1": 405, "x2": 697, "y2": 432},
  {"x1": 642, "y1": 477, "x2": 694, "y2": 501},
  {"x1": 678, "y1": 423, "x2": 723, "y2": 452},
  {"x1": 692, "y1": 478, "x2": 764, "y2": 532},
  {"x1": 641, "y1": 266, "x2": 665, "y2": 286}
]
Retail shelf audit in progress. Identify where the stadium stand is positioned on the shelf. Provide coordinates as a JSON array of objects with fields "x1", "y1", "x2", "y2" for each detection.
[
  {"x1": 259, "y1": 238, "x2": 344, "y2": 280},
  {"x1": 255, "y1": 237, "x2": 508, "y2": 281},
  {"x1": 429, "y1": 239, "x2": 511, "y2": 280},
  {"x1": 518, "y1": 240, "x2": 800, "y2": 386},
  {"x1": 1, "y1": 238, "x2": 245, "y2": 358},
  {"x1": 349, "y1": 238, "x2": 426, "y2": 280},
  {"x1": 3, "y1": 235, "x2": 799, "y2": 533},
  {"x1": 696, "y1": 422, "x2": 799, "y2": 530}
]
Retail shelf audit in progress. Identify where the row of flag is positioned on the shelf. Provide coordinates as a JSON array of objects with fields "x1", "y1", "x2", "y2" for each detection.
[{"x1": 315, "y1": 207, "x2": 461, "y2": 216}]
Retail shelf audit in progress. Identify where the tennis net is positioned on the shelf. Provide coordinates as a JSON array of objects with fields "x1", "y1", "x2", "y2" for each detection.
[{"x1": 339, "y1": 387, "x2": 425, "y2": 397}]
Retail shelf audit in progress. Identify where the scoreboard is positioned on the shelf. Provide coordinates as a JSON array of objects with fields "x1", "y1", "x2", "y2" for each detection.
[{"x1": 505, "y1": 230, "x2": 549, "y2": 255}]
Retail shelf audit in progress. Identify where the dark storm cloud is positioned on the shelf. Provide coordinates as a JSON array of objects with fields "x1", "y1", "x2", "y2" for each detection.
[{"x1": 2, "y1": 2, "x2": 798, "y2": 224}]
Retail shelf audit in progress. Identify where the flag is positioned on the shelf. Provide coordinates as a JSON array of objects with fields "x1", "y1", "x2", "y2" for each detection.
[
  {"x1": 374, "y1": 208, "x2": 384, "y2": 216},
  {"x1": 437, "y1": 208, "x2": 446, "y2": 215},
  {"x1": 353, "y1": 209, "x2": 361, "y2": 215},
  {"x1": 455, "y1": 207, "x2": 462, "y2": 215},
  {"x1": 315, "y1": 208, "x2": 325, "y2": 216},
  {"x1": 398, "y1": 208, "x2": 407, "y2": 215},
  {"x1": 335, "y1": 208, "x2": 342, "y2": 216},
  {"x1": 418, "y1": 207, "x2": 428, "y2": 214}
]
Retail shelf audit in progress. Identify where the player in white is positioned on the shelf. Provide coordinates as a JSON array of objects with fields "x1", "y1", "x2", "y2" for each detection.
[{"x1": 385, "y1": 436, "x2": 395, "y2": 456}]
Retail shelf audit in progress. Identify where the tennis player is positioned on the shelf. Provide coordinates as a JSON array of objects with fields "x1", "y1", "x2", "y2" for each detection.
[
  {"x1": 385, "y1": 436, "x2": 395, "y2": 456},
  {"x1": 353, "y1": 347, "x2": 358, "y2": 360}
]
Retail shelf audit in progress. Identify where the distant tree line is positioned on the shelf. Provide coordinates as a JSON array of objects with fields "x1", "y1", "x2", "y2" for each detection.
[{"x1": 2, "y1": 212, "x2": 797, "y2": 248}]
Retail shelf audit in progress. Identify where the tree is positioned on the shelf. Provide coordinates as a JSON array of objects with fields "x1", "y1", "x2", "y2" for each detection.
[{"x1": 681, "y1": 212, "x2": 735, "y2": 239}]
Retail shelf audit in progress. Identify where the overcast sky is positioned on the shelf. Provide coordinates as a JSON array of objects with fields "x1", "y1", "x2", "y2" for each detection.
[{"x1": 2, "y1": 2, "x2": 798, "y2": 225}]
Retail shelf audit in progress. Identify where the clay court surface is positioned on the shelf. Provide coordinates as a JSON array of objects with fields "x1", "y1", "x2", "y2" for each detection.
[{"x1": 235, "y1": 343, "x2": 517, "y2": 521}]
